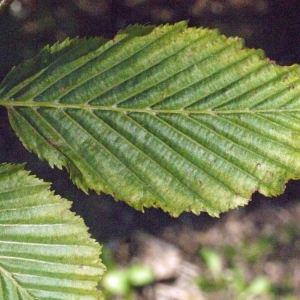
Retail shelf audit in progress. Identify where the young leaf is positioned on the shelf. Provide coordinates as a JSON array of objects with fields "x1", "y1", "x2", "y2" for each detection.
[
  {"x1": 0, "y1": 164, "x2": 105, "y2": 299},
  {"x1": 1, "y1": 22, "x2": 300, "y2": 216}
]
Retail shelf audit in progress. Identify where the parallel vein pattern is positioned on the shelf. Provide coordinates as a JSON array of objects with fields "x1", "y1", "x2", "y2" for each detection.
[
  {"x1": 0, "y1": 164, "x2": 105, "y2": 299},
  {"x1": 1, "y1": 22, "x2": 300, "y2": 216}
]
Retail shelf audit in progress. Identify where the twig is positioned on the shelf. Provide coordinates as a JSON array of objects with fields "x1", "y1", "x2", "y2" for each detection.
[{"x1": 0, "y1": 0, "x2": 14, "y2": 15}]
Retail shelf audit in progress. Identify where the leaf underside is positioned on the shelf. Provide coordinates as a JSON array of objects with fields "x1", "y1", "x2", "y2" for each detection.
[
  {"x1": 1, "y1": 21, "x2": 300, "y2": 216},
  {"x1": 0, "y1": 164, "x2": 105, "y2": 299}
]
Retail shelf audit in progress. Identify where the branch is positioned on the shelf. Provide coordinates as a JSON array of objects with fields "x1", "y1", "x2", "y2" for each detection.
[{"x1": 0, "y1": 0, "x2": 14, "y2": 15}]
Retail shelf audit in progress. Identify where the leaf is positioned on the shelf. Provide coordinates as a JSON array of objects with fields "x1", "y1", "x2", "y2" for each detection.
[
  {"x1": 0, "y1": 164, "x2": 105, "y2": 299},
  {"x1": 1, "y1": 22, "x2": 300, "y2": 216}
]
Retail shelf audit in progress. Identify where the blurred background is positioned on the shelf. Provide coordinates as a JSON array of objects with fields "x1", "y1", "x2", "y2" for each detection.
[{"x1": 1, "y1": 1, "x2": 300, "y2": 299}]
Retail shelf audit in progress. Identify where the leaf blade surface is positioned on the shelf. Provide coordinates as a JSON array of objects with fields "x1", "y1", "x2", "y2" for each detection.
[
  {"x1": 0, "y1": 164, "x2": 105, "y2": 299},
  {"x1": 1, "y1": 22, "x2": 300, "y2": 216}
]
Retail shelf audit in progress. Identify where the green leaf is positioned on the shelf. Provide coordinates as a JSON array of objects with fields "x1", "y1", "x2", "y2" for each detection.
[
  {"x1": 1, "y1": 21, "x2": 300, "y2": 216},
  {"x1": 0, "y1": 164, "x2": 105, "y2": 299}
]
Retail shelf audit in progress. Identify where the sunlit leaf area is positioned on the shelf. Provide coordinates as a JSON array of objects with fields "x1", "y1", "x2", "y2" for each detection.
[{"x1": 1, "y1": 1, "x2": 300, "y2": 299}]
